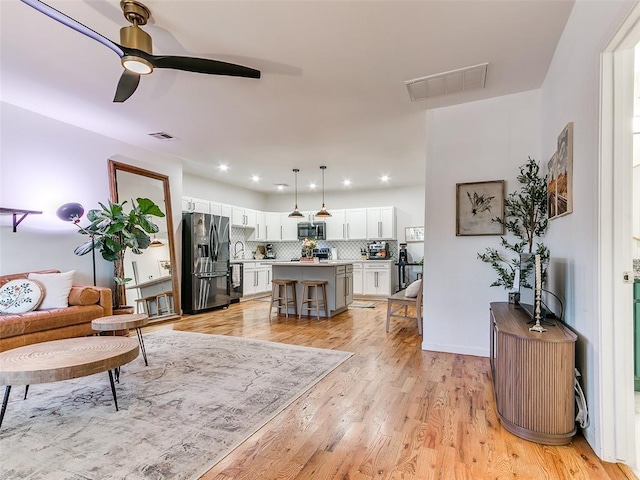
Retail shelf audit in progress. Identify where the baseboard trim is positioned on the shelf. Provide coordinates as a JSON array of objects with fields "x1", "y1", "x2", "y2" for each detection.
[{"x1": 421, "y1": 341, "x2": 488, "y2": 358}]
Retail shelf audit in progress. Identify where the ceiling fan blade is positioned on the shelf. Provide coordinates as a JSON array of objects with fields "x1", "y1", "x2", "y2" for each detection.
[
  {"x1": 113, "y1": 70, "x2": 141, "y2": 103},
  {"x1": 21, "y1": 0, "x2": 124, "y2": 57},
  {"x1": 145, "y1": 54, "x2": 261, "y2": 79}
]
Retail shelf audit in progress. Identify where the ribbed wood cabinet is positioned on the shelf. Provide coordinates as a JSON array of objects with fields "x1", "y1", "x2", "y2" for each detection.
[{"x1": 489, "y1": 302, "x2": 577, "y2": 445}]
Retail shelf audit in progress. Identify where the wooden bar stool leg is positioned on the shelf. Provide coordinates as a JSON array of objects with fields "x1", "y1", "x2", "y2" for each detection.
[
  {"x1": 314, "y1": 285, "x2": 320, "y2": 320},
  {"x1": 321, "y1": 284, "x2": 328, "y2": 318},
  {"x1": 282, "y1": 283, "x2": 289, "y2": 319},
  {"x1": 269, "y1": 283, "x2": 277, "y2": 320},
  {"x1": 291, "y1": 283, "x2": 298, "y2": 317},
  {"x1": 299, "y1": 285, "x2": 306, "y2": 318}
]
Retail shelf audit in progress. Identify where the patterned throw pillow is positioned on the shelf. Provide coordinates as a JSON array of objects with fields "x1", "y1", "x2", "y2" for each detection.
[{"x1": 0, "y1": 279, "x2": 45, "y2": 314}]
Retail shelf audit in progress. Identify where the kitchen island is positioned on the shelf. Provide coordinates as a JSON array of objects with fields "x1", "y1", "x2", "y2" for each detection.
[{"x1": 270, "y1": 261, "x2": 354, "y2": 317}]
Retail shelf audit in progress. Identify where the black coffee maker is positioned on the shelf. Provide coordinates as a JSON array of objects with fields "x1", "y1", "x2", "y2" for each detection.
[
  {"x1": 399, "y1": 243, "x2": 408, "y2": 263},
  {"x1": 265, "y1": 243, "x2": 276, "y2": 259}
]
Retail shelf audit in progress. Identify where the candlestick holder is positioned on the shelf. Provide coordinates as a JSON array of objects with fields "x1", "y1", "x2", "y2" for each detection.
[{"x1": 529, "y1": 285, "x2": 546, "y2": 333}]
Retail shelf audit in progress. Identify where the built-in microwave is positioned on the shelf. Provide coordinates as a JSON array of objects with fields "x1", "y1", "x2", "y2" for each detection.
[{"x1": 297, "y1": 222, "x2": 326, "y2": 240}]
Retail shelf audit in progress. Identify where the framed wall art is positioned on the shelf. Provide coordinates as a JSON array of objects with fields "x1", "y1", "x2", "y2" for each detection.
[
  {"x1": 405, "y1": 226, "x2": 424, "y2": 242},
  {"x1": 547, "y1": 122, "x2": 573, "y2": 220},
  {"x1": 456, "y1": 180, "x2": 505, "y2": 236}
]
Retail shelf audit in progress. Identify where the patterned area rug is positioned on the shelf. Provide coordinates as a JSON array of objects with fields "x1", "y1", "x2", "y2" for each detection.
[
  {"x1": 350, "y1": 301, "x2": 379, "y2": 308},
  {"x1": 0, "y1": 330, "x2": 352, "y2": 480}
]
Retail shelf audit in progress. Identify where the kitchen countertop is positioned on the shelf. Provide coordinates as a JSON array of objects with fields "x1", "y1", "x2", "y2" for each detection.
[
  {"x1": 231, "y1": 258, "x2": 395, "y2": 264},
  {"x1": 270, "y1": 260, "x2": 354, "y2": 267}
]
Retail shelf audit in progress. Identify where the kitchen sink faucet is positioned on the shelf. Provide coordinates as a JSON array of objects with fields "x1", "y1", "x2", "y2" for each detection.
[{"x1": 234, "y1": 241, "x2": 245, "y2": 259}]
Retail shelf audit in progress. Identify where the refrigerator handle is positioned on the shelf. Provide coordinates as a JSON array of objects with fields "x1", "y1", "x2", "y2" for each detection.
[{"x1": 212, "y1": 220, "x2": 220, "y2": 262}]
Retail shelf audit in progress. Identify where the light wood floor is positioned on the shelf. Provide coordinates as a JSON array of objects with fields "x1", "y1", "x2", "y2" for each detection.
[{"x1": 147, "y1": 298, "x2": 637, "y2": 480}]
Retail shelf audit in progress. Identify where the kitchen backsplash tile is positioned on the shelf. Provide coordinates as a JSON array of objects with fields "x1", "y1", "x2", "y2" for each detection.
[
  {"x1": 634, "y1": 258, "x2": 640, "y2": 278},
  {"x1": 230, "y1": 227, "x2": 398, "y2": 260}
]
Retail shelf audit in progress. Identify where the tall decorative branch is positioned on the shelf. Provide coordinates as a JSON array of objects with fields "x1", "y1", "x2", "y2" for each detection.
[{"x1": 478, "y1": 157, "x2": 550, "y2": 290}]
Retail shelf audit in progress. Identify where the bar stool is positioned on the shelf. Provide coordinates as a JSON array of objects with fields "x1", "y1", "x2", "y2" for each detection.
[
  {"x1": 299, "y1": 280, "x2": 328, "y2": 320},
  {"x1": 269, "y1": 279, "x2": 298, "y2": 319}
]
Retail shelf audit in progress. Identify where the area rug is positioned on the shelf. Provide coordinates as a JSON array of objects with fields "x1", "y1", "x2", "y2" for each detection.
[
  {"x1": 350, "y1": 300, "x2": 379, "y2": 308},
  {"x1": 0, "y1": 330, "x2": 353, "y2": 480}
]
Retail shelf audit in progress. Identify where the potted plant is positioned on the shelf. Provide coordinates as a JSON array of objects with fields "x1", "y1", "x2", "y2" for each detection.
[
  {"x1": 478, "y1": 157, "x2": 549, "y2": 292},
  {"x1": 73, "y1": 198, "x2": 165, "y2": 310}
]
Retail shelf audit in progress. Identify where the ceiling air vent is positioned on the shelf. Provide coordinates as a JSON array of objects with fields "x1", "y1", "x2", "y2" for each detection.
[
  {"x1": 148, "y1": 131, "x2": 179, "y2": 141},
  {"x1": 405, "y1": 62, "x2": 488, "y2": 101}
]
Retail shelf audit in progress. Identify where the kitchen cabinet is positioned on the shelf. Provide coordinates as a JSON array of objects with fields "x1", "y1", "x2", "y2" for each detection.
[
  {"x1": 367, "y1": 206, "x2": 396, "y2": 240},
  {"x1": 325, "y1": 209, "x2": 346, "y2": 240},
  {"x1": 352, "y1": 262, "x2": 364, "y2": 295},
  {"x1": 181, "y1": 196, "x2": 210, "y2": 214},
  {"x1": 281, "y1": 213, "x2": 299, "y2": 241},
  {"x1": 253, "y1": 211, "x2": 267, "y2": 241},
  {"x1": 325, "y1": 208, "x2": 367, "y2": 240},
  {"x1": 232, "y1": 206, "x2": 257, "y2": 229},
  {"x1": 265, "y1": 212, "x2": 282, "y2": 241},
  {"x1": 210, "y1": 202, "x2": 232, "y2": 219},
  {"x1": 363, "y1": 262, "x2": 393, "y2": 296},
  {"x1": 242, "y1": 262, "x2": 271, "y2": 296},
  {"x1": 335, "y1": 265, "x2": 354, "y2": 310}
]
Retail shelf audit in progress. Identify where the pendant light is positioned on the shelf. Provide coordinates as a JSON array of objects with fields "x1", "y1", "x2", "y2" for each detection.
[
  {"x1": 288, "y1": 168, "x2": 304, "y2": 218},
  {"x1": 150, "y1": 235, "x2": 165, "y2": 247},
  {"x1": 315, "y1": 165, "x2": 332, "y2": 218}
]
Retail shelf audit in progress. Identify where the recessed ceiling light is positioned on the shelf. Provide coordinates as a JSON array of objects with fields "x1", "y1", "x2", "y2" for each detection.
[
  {"x1": 380, "y1": 175, "x2": 390, "y2": 182},
  {"x1": 219, "y1": 164, "x2": 229, "y2": 172},
  {"x1": 343, "y1": 180, "x2": 351, "y2": 186},
  {"x1": 309, "y1": 183, "x2": 317, "y2": 189},
  {"x1": 276, "y1": 184, "x2": 288, "y2": 191},
  {"x1": 251, "y1": 175, "x2": 260, "y2": 182}
]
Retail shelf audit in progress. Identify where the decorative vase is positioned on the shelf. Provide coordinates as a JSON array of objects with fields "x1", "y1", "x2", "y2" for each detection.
[{"x1": 305, "y1": 248, "x2": 313, "y2": 258}]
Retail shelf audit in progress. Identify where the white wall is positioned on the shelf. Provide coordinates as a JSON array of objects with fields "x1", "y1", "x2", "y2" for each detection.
[
  {"x1": 423, "y1": 90, "x2": 541, "y2": 357},
  {"x1": 538, "y1": 0, "x2": 636, "y2": 458},
  {"x1": 0, "y1": 102, "x2": 183, "y2": 287},
  {"x1": 182, "y1": 173, "x2": 267, "y2": 211}
]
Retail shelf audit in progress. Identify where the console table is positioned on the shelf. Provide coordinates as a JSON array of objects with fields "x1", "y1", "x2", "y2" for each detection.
[{"x1": 489, "y1": 302, "x2": 577, "y2": 445}]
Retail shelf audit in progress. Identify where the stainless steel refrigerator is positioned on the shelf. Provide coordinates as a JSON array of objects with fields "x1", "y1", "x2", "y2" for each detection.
[{"x1": 182, "y1": 212, "x2": 231, "y2": 313}]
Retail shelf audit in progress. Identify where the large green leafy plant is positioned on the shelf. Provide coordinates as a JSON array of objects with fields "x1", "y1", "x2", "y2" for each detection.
[
  {"x1": 73, "y1": 198, "x2": 165, "y2": 307},
  {"x1": 477, "y1": 157, "x2": 549, "y2": 290}
]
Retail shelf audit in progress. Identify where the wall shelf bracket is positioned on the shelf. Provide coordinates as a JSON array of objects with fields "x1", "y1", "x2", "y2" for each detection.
[{"x1": 0, "y1": 207, "x2": 43, "y2": 232}]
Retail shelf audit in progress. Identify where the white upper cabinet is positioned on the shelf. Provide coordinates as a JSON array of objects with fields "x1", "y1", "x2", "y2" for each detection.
[
  {"x1": 181, "y1": 197, "x2": 210, "y2": 214},
  {"x1": 232, "y1": 207, "x2": 257, "y2": 229},
  {"x1": 325, "y1": 208, "x2": 367, "y2": 240},
  {"x1": 265, "y1": 212, "x2": 282, "y2": 241},
  {"x1": 280, "y1": 213, "x2": 299, "y2": 241},
  {"x1": 367, "y1": 206, "x2": 396, "y2": 240},
  {"x1": 345, "y1": 208, "x2": 367, "y2": 239},
  {"x1": 251, "y1": 211, "x2": 267, "y2": 241},
  {"x1": 325, "y1": 209, "x2": 346, "y2": 240}
]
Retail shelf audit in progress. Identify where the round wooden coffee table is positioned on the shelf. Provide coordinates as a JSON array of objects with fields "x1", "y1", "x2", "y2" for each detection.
[
  {"x1": 0, "y1": 336, "x2": 139, "y2": 428},
  {"x1": 92, "y1": 313, "x2": 149, "y2": 366}
]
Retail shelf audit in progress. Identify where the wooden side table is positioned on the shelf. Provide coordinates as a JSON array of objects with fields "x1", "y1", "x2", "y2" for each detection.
[
  {"x1": 0, "y1": 336, "x2": 139, "y2": 428},
  {"x1": 92, "y1": 313, "x2": 150, "y2": 366}
]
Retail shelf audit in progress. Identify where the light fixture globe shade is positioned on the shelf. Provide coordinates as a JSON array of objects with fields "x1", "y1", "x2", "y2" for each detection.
[
  {"x1": 121, "y1": 56, "x2": 153, "y2": 74},
  {"x1": 56, "y1": 203, "x2": 84, "y2": 223}
]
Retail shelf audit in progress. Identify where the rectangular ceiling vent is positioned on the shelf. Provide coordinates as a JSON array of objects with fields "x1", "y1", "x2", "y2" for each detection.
[
  {"x1": 405, "y1": 62, "x2": 488, "y2": 101},
  {"x1": 148, "y1": 131, "x2": 179, "y2": 141}
]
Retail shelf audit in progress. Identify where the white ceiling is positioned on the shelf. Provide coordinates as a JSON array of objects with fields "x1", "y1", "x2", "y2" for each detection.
[{"x1": 0, "y1": 0, "x2": 574, "y2": 194}]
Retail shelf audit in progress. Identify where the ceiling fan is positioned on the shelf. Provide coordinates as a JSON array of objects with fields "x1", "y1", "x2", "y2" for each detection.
[{"x1": 21, "y1": 0, "x2": 261, "y2": 102}]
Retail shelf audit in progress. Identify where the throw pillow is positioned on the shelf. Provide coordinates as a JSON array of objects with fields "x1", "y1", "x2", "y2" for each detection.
[
  {"x1": 0, "y1": 279, "x2": 45, "y2": 314},
  {"x1": 28, "y1": 270, "x2": 75, "y2": 309},
  {"x1": 68, "y1": 286, "x2": 100, "y2": 306},
  {"x1": 404, "y1": 279, "x2": 422, "y2": 298}
]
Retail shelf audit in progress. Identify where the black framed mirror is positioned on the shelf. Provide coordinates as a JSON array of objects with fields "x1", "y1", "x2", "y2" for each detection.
[{"x1": 108, "y1": 160, "x2": 180, "y2": 321}]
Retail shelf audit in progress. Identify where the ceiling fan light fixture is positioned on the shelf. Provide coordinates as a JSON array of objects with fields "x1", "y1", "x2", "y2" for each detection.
[
  {"x1": 122, "y1": 55, "x2": 153, "y2": 74},
  {"x1": 314, "y1": 165, "x2": 331, "y2": 218}
]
